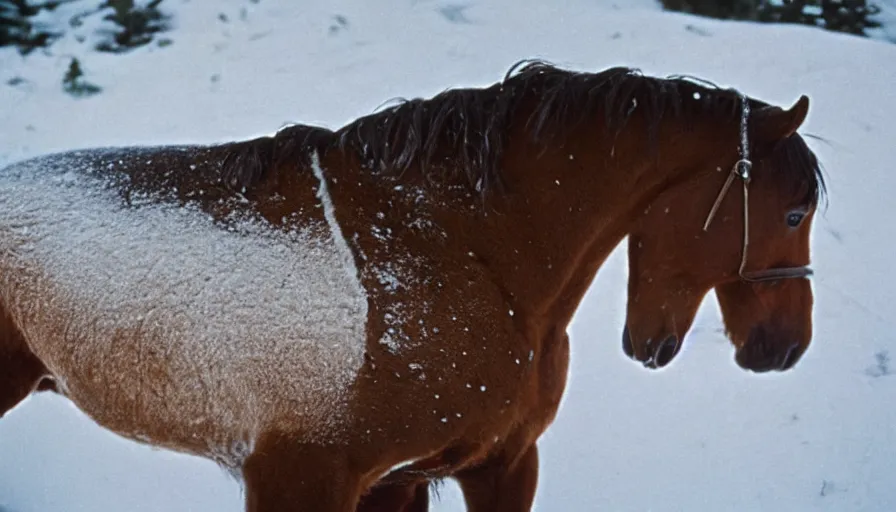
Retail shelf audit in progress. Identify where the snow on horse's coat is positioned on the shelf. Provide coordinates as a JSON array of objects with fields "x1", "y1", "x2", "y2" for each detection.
[{"x1": 0, "y1": 148, "x2": 368, "y2": 467}]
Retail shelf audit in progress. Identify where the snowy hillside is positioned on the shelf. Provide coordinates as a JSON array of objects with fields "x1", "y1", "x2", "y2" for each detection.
[{"x1": 1, "y1": 0, "x2": 895, "y2": 511}]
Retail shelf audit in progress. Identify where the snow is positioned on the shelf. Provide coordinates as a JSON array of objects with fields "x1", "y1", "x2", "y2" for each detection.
[{"x1": 1, "y1": 0, "x2": 895, "y2": 511}]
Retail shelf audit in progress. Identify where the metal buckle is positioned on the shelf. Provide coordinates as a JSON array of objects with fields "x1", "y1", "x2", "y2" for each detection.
[{"x1": 734, "y1": 158, "x2": 752, "y2": 182}]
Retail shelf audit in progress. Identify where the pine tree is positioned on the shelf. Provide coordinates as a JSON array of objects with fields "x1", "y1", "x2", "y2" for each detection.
[
  {"x1": 759, "y1": 0, "x2": 882, "y2": 36},
  {"x1": 660, "y1": 0, "x2": 883, "y2": 37},
  {"x1": 0, "y1": 0, "x2": 55, "y2": 53},
  {"x1": 96, "y1": 0, "x2": 169, "y2": 53},
  {"x1": 658, "y1": 0, "x2": 764, "y2": 20},
  {"x1": 62, "y1": 57, "x2": 102, "y2": 97}
]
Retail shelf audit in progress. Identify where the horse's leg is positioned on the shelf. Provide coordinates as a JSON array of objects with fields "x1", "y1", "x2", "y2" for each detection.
[
  {"x1": 357, "y1": 480, "x2": 430, "y2": 512},
  {"x1": 0, "y1": 305, "x2": 54, "y2": 418},
  {"x1": 242, "y1": 432, "x2": 364, "y2": 512},
  {"x1": 454, "y1": 443, "x2": 539, "y2": 512}
]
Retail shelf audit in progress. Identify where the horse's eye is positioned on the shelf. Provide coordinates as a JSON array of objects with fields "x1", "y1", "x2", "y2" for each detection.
[{"x1": 786, "y1": 211, "x2": 805, "y2": 228}]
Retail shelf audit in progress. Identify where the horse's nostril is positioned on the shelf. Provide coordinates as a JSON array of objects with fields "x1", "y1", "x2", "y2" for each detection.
[
  {"x1": 653, "y1": 335, "x2": 679, "y2": 368},
  {"x1": 623, "y1": 327, "x2": 681, "y2": 368}
]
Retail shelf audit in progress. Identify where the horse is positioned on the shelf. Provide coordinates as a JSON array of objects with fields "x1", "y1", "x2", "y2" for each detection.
[{"x1": 0, "y1": 60, "x2": 825, "y2": 511}]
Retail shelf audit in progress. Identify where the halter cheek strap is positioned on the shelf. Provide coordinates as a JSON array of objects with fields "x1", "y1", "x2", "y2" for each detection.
[{"x1": 701, "y1": 94, "x2": 813, "y2": 283}]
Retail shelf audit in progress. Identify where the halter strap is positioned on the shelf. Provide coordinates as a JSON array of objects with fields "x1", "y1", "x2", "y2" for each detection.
[{"x1": 701, "y1": 93, "x2": 813, "y2": 283}]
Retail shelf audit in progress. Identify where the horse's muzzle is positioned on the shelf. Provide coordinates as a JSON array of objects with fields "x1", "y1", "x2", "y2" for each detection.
[
  {"x1": 735, "y1": 325, "x2": 805, "y2": 372},
  {"x1": 622, "y1": 326, "x2": 681, "y2": 369}
]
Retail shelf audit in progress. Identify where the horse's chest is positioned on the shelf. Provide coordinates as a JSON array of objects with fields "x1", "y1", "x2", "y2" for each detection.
[{"x1": 0, "y1": 154, "x2": 369, "y2": 447}]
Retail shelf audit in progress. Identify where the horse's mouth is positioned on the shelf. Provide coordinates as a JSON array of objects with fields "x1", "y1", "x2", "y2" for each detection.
[
  {"x1": 735, "y1": 341, "x2": 804, "y2": 372},
  {"x1": 729, "y1": 322, "x2": 806, "y2": 372}
]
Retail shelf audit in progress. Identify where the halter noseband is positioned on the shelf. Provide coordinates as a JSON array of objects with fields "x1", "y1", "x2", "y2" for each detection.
[{"x1": 701, "y1": 93, "x2": 813, "y2": 283}]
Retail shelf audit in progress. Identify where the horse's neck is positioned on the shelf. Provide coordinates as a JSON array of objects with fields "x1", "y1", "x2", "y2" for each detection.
[
  {"x1": 457, "y1": 121, "x2": 664, "y2": 328},
  {"x1": 318, "y1": 111, "x2": 684, "y2": 332}
]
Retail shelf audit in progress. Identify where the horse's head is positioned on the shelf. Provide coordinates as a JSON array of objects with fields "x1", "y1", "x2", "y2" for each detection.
[{"x1": 623, "y1": 94, "x2": 824, "y2": 372}]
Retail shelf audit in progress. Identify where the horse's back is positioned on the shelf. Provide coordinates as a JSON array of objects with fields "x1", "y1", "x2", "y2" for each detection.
[{"x1": 0, "y1": 144, "x2": 369, "y2": 465}]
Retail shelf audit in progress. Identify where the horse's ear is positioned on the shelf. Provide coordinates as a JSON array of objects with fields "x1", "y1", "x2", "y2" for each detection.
[{"x1": 752, "y1": 95, "x2": 810, "y2": 145}]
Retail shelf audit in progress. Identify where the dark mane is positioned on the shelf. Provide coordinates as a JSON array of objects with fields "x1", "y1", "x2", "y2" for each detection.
[
  {"x1": 220, "y1": 123, "x2": 335, "y2": 192},
  {"x1": 328, "y1": 59, "x2": 823, "y2": 203},
  {"x1": 222, "y1": 60, "x2": 824, "y2": 206}
]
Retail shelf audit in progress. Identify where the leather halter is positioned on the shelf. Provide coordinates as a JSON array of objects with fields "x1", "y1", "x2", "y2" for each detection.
[{"x1": 701, "y1": 94, "x2": 813, "y2": 283}]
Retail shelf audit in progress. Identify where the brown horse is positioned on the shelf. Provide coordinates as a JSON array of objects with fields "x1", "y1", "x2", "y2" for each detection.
[{"x1": 0, "y1": 60, "x2": 824, "y2": 511}]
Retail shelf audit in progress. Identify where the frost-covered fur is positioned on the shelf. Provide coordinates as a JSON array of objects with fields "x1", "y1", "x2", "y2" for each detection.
[{"x1": 0, "y1": 149, "x2": 368, "y2": 467}]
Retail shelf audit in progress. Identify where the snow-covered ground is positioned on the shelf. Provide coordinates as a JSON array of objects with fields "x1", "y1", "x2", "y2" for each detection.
[{"x1": 1, "y1": 0, "x2": 895, "y2": 511}]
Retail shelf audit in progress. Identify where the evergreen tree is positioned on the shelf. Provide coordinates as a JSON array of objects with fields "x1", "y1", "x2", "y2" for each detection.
[
  {"x1": 0, "y1": 0, "x2": 60, "y2": 53},
  {"x1": 61, "y1": 56, "x2": 102, "y2": 97},
  {"x1": 96, "y1": 0, "x2": 169, "y2": 53},
  {"x1": 1, "y1": 0, "x2": 170, "y2": 54},
  {"x1": 659, "y1": 0, "x2": 763, "y2": 20},
  {"x1": 660, "y1": 0, "x2": 884, "y2": 37},
  {"x1": 759, "y1": 0, "x2": 882, "y2": 36}
]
